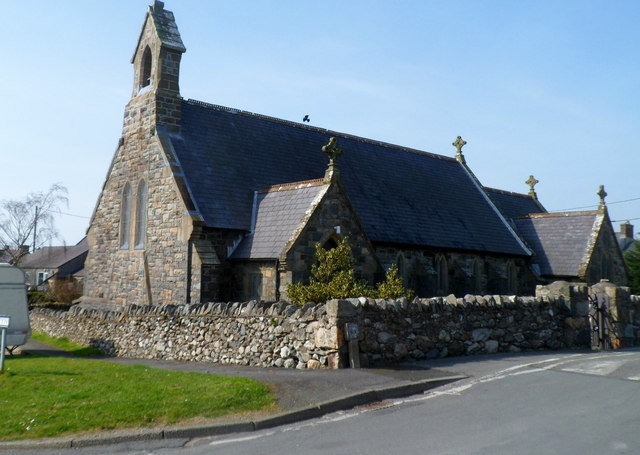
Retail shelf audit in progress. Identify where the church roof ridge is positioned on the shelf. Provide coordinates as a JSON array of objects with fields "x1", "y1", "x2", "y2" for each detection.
[
  {"x1": 517, "y1": 210, "x2": 598, "y2": 219},
  {"x1": 184, "y1": 98, "x2": 457, "y2": 163},
  {"x1": 258, "y1": 178, "x2": 326, "y2": 194},
  {"x1": 484, "y1": 187, "x2": 532, "y2": 199}
]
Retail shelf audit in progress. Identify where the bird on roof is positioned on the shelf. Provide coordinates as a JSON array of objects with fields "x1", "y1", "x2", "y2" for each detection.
[{"x1": 303, "y1": 115, "x2": 310, "y2": 123}]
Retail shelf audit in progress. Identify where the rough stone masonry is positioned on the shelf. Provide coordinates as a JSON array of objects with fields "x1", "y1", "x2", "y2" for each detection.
[{"x1": 31, "y1": 280, "x2": 640, "y2": 369}]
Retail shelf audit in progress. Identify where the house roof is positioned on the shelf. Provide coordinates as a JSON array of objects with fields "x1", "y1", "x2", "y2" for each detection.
[
  {"x1": 19, "y1": 238, "x2": 89, "y2": 273},
  {"x1": 513, "y1": 211, "x2": 600, "y2": 277},
  {"x1": 0, "y1": 249, "x2": 15, "y2": 264},
  {"x1": 231, "y1": 180, "x2": 328, "y2": 259},
  {"x1": 485, "y1": 188, "x2": 546, "y2": 220},
  {"x1": 166, "y1": 100, "x2": 530, "y2": 256}
]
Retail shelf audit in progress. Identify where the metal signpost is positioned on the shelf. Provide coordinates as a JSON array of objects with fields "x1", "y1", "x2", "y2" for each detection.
[{"x1": 0, "y1": 316, "x2": 10, "y2": 374}]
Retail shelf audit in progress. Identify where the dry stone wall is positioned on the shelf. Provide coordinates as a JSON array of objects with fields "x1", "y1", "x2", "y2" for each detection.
[
  {"x1": 30, "y1": 301, "x2": 344, "y2": 369},
  {"x1": 31, "y1": 289, "x2": 607, "y2": 370},
  {"x1": 353, "y1": 294, "x2": 581, "y2": 365}
]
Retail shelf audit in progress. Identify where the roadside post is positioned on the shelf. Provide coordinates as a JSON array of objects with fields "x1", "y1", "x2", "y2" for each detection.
[
  {"x1": 0, "y1": 316, "x2": 10, "y2": 374},
  {"x1": 345, "y1": 322, "x2": 360, "y2": 368}
]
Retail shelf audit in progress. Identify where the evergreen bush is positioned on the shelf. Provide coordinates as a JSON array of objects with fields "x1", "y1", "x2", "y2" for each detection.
[{"x1": 287, "y1": 237, "x2": 414, "y2": 305}]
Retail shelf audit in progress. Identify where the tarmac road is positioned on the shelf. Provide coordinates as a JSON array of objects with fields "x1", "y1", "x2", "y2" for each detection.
[
  {"x1": 7, "y1": 344, "x2": 640, "y2": 454},
  {"x1": 177, "y1": 349, "x2": 640, "y2": 455}
]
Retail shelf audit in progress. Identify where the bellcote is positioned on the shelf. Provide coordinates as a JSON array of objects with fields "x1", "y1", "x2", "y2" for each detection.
[{"x1": 131, "y1": 1, "x2": 186, "y2": 98}]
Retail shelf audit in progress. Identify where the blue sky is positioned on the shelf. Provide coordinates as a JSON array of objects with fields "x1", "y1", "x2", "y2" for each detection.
[{"x1": 1, "y1": 0, "x2": 639, "y2": 245}]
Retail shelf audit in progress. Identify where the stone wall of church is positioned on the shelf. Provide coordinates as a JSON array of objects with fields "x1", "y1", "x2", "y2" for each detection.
[
  {"x1": 280, "y1": 183, "x2": 383, "y2": 300},
  {"x1": 585, "y1": 217, "x2": 628, "y2": 286},
  {"x1": 375, "y1": 246, "x2": 536, "y2": 297},
  {"x1": 190, "y1": 227, "x2": 247, "y2": 303},
  {"x1": 224, "y1": 182, "x2": 381, "y2": 303},
  {"x1": 83, "y1": 95, "x2": 191, "y2": 306},
  {"x1": 229, "y1": 261, "x2": 279, "y2": 302}
]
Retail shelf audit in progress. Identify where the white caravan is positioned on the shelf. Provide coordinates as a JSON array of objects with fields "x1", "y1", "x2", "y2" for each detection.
[{"x1": 0, "y1": 264, "x2": 31, "y2": 348}]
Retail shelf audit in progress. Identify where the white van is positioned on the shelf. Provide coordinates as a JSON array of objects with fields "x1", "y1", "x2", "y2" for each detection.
[{"x1": 0, "y1": 264, "x2": 31, "y2": 348}]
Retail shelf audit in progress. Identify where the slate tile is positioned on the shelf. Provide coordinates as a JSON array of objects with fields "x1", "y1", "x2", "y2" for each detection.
[{"x1": 172, "y1": 101, "x2": 530, "y2": 256}]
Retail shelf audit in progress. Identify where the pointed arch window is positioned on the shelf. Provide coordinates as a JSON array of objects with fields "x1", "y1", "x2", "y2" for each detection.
[
  {"x1": 140, "y1": 46, "x2": 152, "y2": 88},
  {"x1": 436, "y1": 254, "x2": 448, "y2": 295},
  {"x1": 322, "y1": 237, "x2": 338, "y2": 251},
  {"x1": 119, "y1": 182, "x2": 132, "y2": 250},
  {"x1": 134, "y1": 179, "x2": 148, "y2": 250}
]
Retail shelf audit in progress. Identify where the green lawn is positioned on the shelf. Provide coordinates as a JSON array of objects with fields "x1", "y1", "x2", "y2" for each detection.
[{"x1": 0, "y1": 355, "x2": 275, "y2": 441}]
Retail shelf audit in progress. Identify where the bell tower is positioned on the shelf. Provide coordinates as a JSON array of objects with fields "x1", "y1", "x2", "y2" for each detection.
[{"x1": 127, "y1": 1, "x2": 186, "y2": 133}]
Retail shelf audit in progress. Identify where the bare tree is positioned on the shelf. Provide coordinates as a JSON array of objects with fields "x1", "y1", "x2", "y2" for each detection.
[{"x1": 0, "y1": 184, "x2": 68, "y2": 264}]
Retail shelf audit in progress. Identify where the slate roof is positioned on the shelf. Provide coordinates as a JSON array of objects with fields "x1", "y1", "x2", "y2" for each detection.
[
  {"x1": 485, "y1": 188, "x2": 546, "y2": 220},
  {"x1": 513, "y1": 212, "x2": 599, "y2": 277},
  {"x1": 167, "y1": 100, "x2": 530, "y2": 256},
  {"x1": 231, "y1": 180, "x2": 327, "y2": 259},
  {"x1": 149, "y1": 3, "x2": 186, "y2": 52},
  {"x1": 19, "y1": 238, "x2": 89, "y2": 278}
]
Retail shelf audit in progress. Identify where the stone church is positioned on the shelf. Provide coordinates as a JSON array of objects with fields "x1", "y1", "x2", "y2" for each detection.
[{"x1": 81, "y1": 2, "x2": 627, "y2": 307}]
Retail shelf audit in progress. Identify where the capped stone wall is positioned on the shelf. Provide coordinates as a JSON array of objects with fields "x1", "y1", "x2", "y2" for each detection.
[
  {"x1": 31, "y1": 281, "x2": 640, "y2": 369},
  {"x1": 30, "y1": 301, "x2": 345, "y2": 369}
]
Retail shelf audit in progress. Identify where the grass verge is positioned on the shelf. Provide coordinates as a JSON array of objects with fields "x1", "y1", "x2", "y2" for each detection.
[
  {"x1": 0, "y1": 356, "x2": 275, "y2": 441},
  {"x1": 30, "y1": 332, "x2": 103, "y2": 356}
]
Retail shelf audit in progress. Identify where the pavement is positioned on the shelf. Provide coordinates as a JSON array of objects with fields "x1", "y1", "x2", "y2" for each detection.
[{"x1": 0, "y1": 340, "x2": 465, "y2": 450}]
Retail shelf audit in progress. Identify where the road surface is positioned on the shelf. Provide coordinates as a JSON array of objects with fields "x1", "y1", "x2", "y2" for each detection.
[{"x1": 12, "y1": 349, "x2": 640, "y2": 455}]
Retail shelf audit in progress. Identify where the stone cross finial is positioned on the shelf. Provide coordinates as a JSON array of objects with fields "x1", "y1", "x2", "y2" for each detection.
[
  {"x1": 597, "y1": 184, "x2": 607, "y2": 208},
  {"x1": 452, "y1": 136, "x2": 467, "y2": 164},
  {"x1": 323, "y1": 137, "x2": 343, "y2": 182},
  {"x1": 323, "y1": 137, "x2": 343, "y2": 165},
  {"x1": 525, "y1": 175, "x2": 539, "y2": 199}
]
